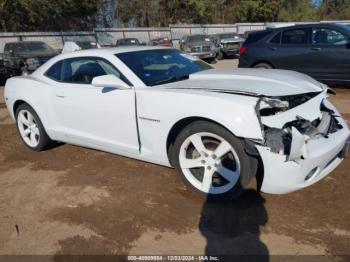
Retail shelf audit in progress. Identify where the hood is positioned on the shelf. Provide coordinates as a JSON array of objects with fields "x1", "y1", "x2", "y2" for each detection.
[{"x1": 159, "y1": 69, "x2": 324, "y2": 97}]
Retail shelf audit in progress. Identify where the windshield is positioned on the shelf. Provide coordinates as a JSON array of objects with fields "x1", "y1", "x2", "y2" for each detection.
[
  {"x1": 116, "y1": 49, "x2": 212, "y2": 86},
  {"x1": 188, "y1": 35, "x2": 211, "y2": 42},
  {"x1": 219, "y1": 33, "x2": 239, "y2": 39},
  {"x1": 15, "y1": 42, "x2": 54, "y2": 52}
]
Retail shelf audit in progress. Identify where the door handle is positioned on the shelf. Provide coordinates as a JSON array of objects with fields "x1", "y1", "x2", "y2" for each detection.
[
  {"x1": 311, "y1": 47, "x2": 321, "y2": 51},
  {"x1": 269, "y1": 47, "x2": 277, "y2": 51}
]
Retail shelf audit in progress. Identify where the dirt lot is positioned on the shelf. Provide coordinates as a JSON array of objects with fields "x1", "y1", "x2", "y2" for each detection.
[{"x1": 0, "y1": 60, "x2": 349, "y2": 261}]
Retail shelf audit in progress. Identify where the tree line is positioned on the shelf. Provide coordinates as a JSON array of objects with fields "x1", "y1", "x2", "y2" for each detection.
[{"x1": 0, "y1": 0, "x2": 349, "y2": 32}]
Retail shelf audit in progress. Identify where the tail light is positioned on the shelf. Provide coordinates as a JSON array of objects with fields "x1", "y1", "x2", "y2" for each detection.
[{"x1": 239, "y1": 46, "x2": 247, "y2": 56}]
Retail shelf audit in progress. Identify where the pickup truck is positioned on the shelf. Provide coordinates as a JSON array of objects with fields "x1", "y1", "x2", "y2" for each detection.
[{"x1": 2, "y1": 41, "x2": 58, "y2": 77}]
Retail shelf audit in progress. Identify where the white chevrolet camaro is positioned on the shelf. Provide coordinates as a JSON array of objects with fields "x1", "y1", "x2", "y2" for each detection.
[{"x1": 4, "y1": 46, "x2": 350, "y2": 199}]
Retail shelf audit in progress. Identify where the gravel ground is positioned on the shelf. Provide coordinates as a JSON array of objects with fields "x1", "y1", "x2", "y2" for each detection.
[{"x1": 0, "y1": 60, "x2": 349, "y2": 261}]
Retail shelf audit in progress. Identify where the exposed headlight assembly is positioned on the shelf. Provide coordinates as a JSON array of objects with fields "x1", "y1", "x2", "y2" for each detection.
[{"x1": 259, "y1": 97, "x2": 290, "y2": 116}]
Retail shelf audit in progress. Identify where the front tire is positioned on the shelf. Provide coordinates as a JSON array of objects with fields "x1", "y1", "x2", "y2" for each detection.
[
  {"x1": 15, "y1": 103, "x2": 53, "y2": 151},
  {"x1": 172, "y1": 121, "x2": 258, "y2": 200}
]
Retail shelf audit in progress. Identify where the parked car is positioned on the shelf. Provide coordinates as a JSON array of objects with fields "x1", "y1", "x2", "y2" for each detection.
[
  {"x1": 210, "y1": 33, "x2": 245, "y2": 59},
  {"x1": 180, "y1": 34, "x2": 216, "y2": 63},
  {"x1": 148, "y1": 37, "x2": 173, "y2": 47},
  {"x1": 239, "y1": 23, "x2": 350, "y2": 85},
  {"x1": 3, "y1": 41, "x2": 58, "y2": 77},
  {"x1": 116, "y1": 38, "x2": 145, "y2": 47},
  {"x1": 4, "y1": 47, "x2": 350, "y2": 199}
]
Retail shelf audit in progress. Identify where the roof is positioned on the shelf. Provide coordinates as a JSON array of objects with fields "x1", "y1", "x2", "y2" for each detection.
[
  {"x1": 53, "y1": 46, "x2": 170, "y2": 59},
  {"x1": 268, "y1": 23, "x2": 340, "y2": 31}
]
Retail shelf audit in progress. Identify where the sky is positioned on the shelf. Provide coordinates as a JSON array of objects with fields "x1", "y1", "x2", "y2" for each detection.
[{"x1": 311, "y1": 0, "x2": 322, "y2": 6}]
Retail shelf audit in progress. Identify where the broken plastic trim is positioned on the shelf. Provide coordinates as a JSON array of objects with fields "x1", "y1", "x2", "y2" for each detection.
[{"x1": 262, "y1": 102, "x2": 343, "y2": 160}]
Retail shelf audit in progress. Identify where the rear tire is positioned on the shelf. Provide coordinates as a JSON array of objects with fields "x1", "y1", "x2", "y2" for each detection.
[
  {"x1": 253, "y1": 62, "x2": 272, "y2": 69},
  {"x1": 15, "y1": 103, "x2": 53, "y2": 151},
  {"x1": 172, "y1": 121, "x2": 258, "y2": 200}
]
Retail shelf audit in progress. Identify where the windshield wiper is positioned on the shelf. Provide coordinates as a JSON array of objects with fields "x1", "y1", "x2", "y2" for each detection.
[{"x1": 152, "y1": 75, "x2": 189, "y2": 86}]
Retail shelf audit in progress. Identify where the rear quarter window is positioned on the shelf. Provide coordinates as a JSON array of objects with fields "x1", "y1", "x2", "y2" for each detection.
[{"x1": 45, "y1": 61, "x2": 63, "y2": 81}]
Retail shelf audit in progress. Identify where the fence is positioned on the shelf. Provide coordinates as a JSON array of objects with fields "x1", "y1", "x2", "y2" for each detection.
[
  {"x1": 0, "y1": 23, "x2": 267, "y2": 52},
  {"x1": 0, "y1": 21, "x2": 348, "y2": 52}
]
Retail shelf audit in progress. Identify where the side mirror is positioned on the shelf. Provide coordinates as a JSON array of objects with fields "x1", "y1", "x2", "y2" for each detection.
[{"x1": 92, "y1": 74, "x2": 130, "y2": 89}]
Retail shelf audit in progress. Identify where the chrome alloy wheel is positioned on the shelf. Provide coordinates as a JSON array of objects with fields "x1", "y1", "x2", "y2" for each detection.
[
  {"x1": 17, "y1": 109, "x2": 40, "y2": 148},
  {"x1": 179, "y1": 132, "x2": 241, "y2": 194}
]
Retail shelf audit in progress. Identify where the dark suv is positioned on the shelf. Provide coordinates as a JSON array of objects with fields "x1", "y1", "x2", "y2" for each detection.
[
  {"x1": 3, "y1": 41, "x2": 58, "y2": 77},
  {"x1": 239, "y1": 23, "x2": 350, "y2": 85}
]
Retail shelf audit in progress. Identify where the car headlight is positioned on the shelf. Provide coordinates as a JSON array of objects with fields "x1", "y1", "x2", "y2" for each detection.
[{"x1": 26, "y1": 58, "x2": 40, "y2": 66}]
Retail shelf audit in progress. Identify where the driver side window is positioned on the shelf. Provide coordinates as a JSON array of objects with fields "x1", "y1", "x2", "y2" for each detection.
[{"x1": 61, "y1": 57, "x2": 123, "y2": 84}]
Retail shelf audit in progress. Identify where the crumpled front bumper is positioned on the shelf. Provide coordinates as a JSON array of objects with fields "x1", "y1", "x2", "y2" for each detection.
[{"x1": 256, "y1": 94, "x2": 350, "y2": 194}]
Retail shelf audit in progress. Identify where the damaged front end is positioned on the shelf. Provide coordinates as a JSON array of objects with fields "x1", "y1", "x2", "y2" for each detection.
[
  {"x1": 249, "y1": 89, "x2": 350, "y2": 194},
  {"x1": 255, "y1": 90, "x2": 346, "y2": 161}
]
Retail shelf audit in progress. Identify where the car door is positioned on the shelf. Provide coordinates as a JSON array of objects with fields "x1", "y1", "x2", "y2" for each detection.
[
  {"x1": 46, "y1": 56, "x2": 139, "y2": 155},
  {"x1": 307, "y1": 26, "x2": 350, "y2": 82},
  {"x1": 269, "y1": 27, "x2": 313, "y2": 74}
]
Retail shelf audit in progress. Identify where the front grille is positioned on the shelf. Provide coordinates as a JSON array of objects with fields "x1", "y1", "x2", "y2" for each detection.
[{"x1": 202, "y1": 45, "x2": 211, "y2": 52}]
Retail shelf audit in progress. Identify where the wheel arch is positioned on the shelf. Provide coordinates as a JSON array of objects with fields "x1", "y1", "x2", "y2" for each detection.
[
  {"x1": 166, "y1": 116, "x2": 238, "y2": 166},
  {"x1": 13, "y1": 99, "x2": 28, "y2": 116}
]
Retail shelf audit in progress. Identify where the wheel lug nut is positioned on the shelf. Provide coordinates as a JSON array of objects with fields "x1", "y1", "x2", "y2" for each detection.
[
  {"x1": 201, "y1": 160, "x2": 206, "y2": 164},
  {"x1": 212, "y1": 154, "x2": 217, "y2": 159},
  {"x1": 207, "y1": 166, "x2": 212, "y2": 170},
  {"x1": 204, "y1": 153, "x2": 209, "y2": 157}
]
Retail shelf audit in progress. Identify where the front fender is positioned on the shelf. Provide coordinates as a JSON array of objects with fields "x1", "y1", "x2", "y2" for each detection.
[{"x1": 136, "y1": 88, "x2": 262, "y2": 166}]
